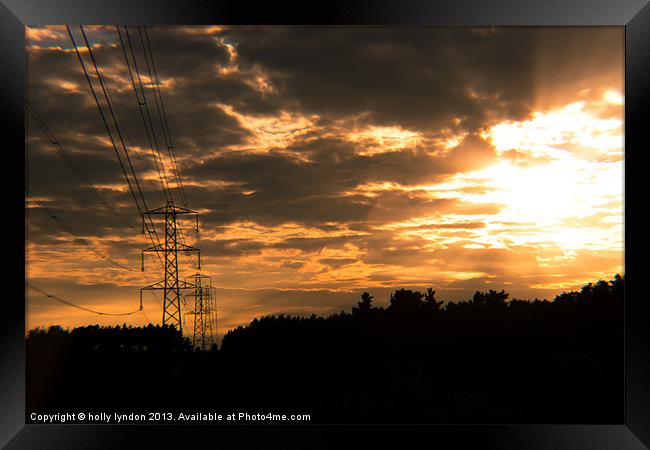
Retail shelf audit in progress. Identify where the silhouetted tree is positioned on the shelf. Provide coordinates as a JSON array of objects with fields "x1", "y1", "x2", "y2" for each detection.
[
  {"x1": 26, "y1": 323, "x2": 192, "y2": 353},
  {"x1": 352, "y1": 292, "x2": 374, "y2": 315},
  {"x1": 388, "y1": 289, "x2": 424, "y2": 313},
  {"x1": 423, "y1": 288, "x2": 443, "y2": 312},
  {"x1": 471, "y1": 289, "x2": 508, "y2": 311}
]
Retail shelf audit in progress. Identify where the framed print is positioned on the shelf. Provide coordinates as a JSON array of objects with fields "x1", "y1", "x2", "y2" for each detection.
[{"x1": 2, "y1": 0, "x2": 649, "y2": 448}]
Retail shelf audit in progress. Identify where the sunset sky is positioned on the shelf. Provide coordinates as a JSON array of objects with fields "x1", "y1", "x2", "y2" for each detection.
[{"x1": 26, "y1": 26, "x2": 624, "y2": 338}]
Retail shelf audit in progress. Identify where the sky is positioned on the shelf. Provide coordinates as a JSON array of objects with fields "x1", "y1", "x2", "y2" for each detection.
[{"x1": 26, "y1": 26, "x2": 624, "y2": 339}]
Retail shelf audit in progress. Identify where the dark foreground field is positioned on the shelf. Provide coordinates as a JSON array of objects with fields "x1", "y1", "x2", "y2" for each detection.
[{"x1": 26, "y1": 276, "x2": 623, "y2": 423}]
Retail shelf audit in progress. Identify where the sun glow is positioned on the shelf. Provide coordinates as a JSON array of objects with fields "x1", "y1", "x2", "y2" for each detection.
[
  {"x1": 463, "y1": 95, "x2": 625, "y2": 255},
  {"x1": 489, "y1": 98, "x2": 623, "y2": 161},
  {"x1": 470, "y1": 159, "x2": 619, "y2": 224},
  {"x1": 377, "y1": 94, "x2": 625, "y2": 265}
]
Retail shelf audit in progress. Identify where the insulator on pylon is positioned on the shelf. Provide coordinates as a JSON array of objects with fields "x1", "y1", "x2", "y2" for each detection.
[{"x1": 141, "y1": 253, "x2": 145, "y2": 272}]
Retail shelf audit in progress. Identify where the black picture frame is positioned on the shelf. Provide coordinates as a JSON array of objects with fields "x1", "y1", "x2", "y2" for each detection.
[{"x1": 3, "y1": 1, "x2": 648, "y2": 448}]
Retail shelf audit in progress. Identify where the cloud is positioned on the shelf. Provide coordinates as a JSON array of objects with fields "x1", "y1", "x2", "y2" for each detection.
[{"x1": 222, "y1": 27, "x2": 622, "y2": 132}]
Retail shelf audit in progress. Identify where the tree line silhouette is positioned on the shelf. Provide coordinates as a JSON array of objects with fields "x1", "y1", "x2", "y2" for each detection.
[
  {"x1": 27, "y1": 275, "x2": 623, "y2": 423},
  {"x1": 27, "y1": 323, "x2": 193, "y2": 353}
]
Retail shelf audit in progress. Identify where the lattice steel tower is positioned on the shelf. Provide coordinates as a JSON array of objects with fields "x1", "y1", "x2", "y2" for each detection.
[
  {"x1": 185, "y1": 273, "x2": 216, "y2": 350},
  {"x1": 140, "y1": 201, "x2": 200, "y2": 332}
]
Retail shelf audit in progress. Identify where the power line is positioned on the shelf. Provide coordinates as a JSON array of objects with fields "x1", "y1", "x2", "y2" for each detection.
[
  {"x1": 26, "y1": 99, "x2": 136, "y2": 230},
  {"x1": 28, "y1": 283, "x2": 142, "y2": 316},
  {"x1": 139, "y1": 27, "x2": 196, "y2": 253},
  {"x1": 118, "y1": 25, "x2": 172, "y2": 204},
  {"x1": 124, "y1": 26, "x2": 197, "y2": 270},
  {"x1": 100, "y1": 63, "x2": 166, "y2": 206},
  {"x1": 78, "y1": 26, "x2": 151, "y2": 220},
  {"x1": 27, "y1": 188, "x2": 137, "y2": 272},
  {"x1": 177, "y1": 225, "x2": 199, "y2": 268},
  {"x1": 127, "y1": 25, "x2": 172, "y2": 201},
  {"x1": 68, "y1": 25, "x2": 165, "y2": 271},
  {"x1": 66, "y1": 26, "x2": 144, "y2": 222},
  {"x1": 139, "y1": 27, "x2": 197, "y2": 268},
  {"x1": 140, "y1": 26, "x2": 189, "y2": 208}
]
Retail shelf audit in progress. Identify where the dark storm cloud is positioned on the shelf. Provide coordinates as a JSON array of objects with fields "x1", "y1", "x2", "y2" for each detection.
[{"x1": 221, "y1": 27, "x2": 622, "y2": 132}]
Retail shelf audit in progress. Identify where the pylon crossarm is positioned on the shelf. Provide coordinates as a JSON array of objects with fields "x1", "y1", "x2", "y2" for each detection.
[
  {"x1": 178, "y1": 244, "x2": 199, "y2": 252},
  {"x1": 141, "y1": 281, "x2": 165, "y2": 290},
  {"x1": 177, "y1": 280, "x2": 197, "y2": 290},
  {"x1": 144, "y1": 204, "x2": 197, "y2": 215},
  {"x1": 143, "y1": 205, "x2": 169, "y2": 215},
  {"x1": 141, "y1": 280, "x2": 196, "y2": 291},
  {"x1": 143, "y1": 244, "x2": 166, "y2": 252},
  {"x1": 185, "y1": 273, "x2": 210, "y2": 280},
  {"x1": 170, "y1": 205, "x2": 197, "y2": 214}
]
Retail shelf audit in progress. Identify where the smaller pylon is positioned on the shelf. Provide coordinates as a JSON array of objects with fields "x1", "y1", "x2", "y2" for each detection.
[{"x1": 184, "y1": 273, "x2": 216, "y2": 350}]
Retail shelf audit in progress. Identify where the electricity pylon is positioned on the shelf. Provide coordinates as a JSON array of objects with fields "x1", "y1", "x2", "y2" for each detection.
[
  {"x1": 184, "y1": 273, "x2": 216, "y2": 350},
  {"x1": 140, "y1": 201, "x2": 200, "y2": 333}
]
